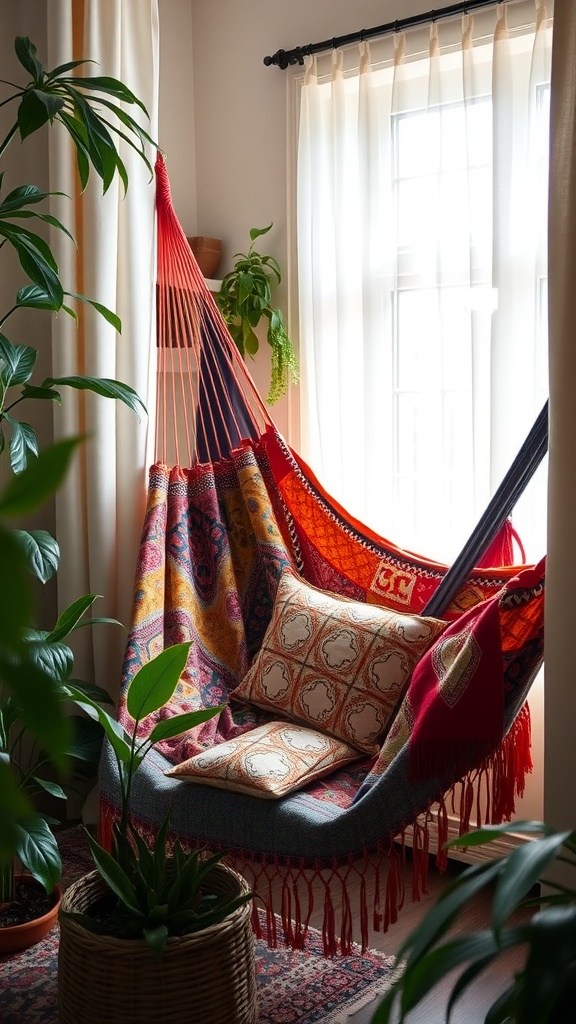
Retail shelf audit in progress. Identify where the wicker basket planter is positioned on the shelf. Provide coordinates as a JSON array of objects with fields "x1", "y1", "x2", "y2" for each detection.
[{"x1": 58, "y1": 865, "x2": 258, "y2": 1024}]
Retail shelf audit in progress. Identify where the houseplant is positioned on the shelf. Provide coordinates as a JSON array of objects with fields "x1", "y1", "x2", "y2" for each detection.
[
  {"x1": 373, "y1": 820, "x2": 576, "y2": 1024},
  {"x1": 0, "y1": 588, "x2": 116, "y2": 952},
  {"x1": 0, "y1": 34, "x2": 155, "y2": 945},
  {"x1": 58, "y1": 643, "x2": 257, "y2": 1024},
  {"x1": 216, "y1": 223, "x2": 299, "y2": 403}
]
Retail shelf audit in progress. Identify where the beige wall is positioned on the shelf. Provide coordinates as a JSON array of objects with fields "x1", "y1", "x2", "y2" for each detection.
[{"x1": 160, "y1": 0, "x2": 433, "y2": 437}]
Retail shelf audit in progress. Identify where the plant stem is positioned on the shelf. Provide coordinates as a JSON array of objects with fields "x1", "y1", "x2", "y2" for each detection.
[
  {"x1": 0, "y1": 860, "x2": 14, "y2": 903},
  {"x1": 0, "y1": 122, "x2": 19, "y2": 161},
  {"x1": 0, "y1": 306, "x2": 18, "y2": 328}
]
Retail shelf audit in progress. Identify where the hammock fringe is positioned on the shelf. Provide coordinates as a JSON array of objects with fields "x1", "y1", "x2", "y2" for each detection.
[{"x1": 98, "y1": 709, "x2": 531, "y2": 954}]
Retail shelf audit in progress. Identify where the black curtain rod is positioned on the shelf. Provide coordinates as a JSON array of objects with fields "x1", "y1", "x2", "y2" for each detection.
[{"x1": 264, "y1": 0, "x2": 502, "y2": 69}]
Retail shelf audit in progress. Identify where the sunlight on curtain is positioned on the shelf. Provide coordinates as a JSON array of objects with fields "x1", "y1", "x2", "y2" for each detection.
[
  {"x1": 47, "y1": 0, "x2": 159, "y2": 696},
  {"x1": 296, "y1": 0, "x2": 552, "y2": 566}
]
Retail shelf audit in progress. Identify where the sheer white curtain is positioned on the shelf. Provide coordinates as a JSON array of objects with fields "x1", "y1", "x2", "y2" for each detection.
[
  {"x1": 47, "y1": 0, "x2": 159, "y2": 696},
  {"x1": 297, "y1": 0, "x2": 552, "y2": 566}
]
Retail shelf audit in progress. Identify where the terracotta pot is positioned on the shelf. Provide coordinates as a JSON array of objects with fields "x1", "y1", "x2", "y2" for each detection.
[
  {"x1": 0, "y1": 878, "x2": 62, "y2": 954},
  {"x1": 187, "y1": 235, "x2": 222, "y2": 279}
]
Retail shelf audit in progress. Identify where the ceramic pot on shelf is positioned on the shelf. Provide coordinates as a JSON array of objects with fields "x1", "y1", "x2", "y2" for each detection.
[{"x1": 188, "y1": 236, "x2": 222, "y2": 279}]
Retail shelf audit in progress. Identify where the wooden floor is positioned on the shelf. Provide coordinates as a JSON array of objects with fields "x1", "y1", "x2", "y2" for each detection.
[{"x1": 285, "y1": 849, "x2": 527, "y2": 1024}]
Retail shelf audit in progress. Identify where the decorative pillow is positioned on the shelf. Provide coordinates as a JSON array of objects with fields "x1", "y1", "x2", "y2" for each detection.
[
  {"x1": 165, "y1": 721, "x2": 361, "y2": 799},
  {"x1": 230, "y1": 570, "x2": 447, "y2": 754}
]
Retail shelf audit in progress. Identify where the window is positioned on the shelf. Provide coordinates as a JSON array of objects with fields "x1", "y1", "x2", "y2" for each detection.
[{"x1": 294, "y1": 1, "x2": 552, "y2": 565}]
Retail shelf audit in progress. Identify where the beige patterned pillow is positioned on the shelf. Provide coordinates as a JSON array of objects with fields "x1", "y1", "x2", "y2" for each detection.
[
  {"x1": 230, "y1": 570, "x2": 447, "y2": 754},
  {"x1": 165, "y1": 721, "x2": 360, "y2": 799}
]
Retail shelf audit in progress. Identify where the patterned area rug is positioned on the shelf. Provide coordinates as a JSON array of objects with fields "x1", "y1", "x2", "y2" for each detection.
[{"x1": 0, "y1": 827, "x2": 395, "y2": 1024}]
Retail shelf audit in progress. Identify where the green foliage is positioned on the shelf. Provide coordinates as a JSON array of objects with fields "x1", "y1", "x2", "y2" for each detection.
[
  {"x1": 0, "y1": 35, "x2": 157, "y2": 906},
  {"x1": 216, "y1": 223, "x2": 299, "y2": 404},
  {"x1": 373, "y1": 821, "x2": 576, "y2": 1024},
  {"x1": 63, "y1": 644, "x2": 253, "y2": 956},
  {"x1": 0, "y1": 587, "x2": 116, "y2": 895}
]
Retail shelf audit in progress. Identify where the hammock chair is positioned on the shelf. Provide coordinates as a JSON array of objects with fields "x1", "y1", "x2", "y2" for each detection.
[{"x1": 98, "y1": 154, "x2": 546, "y2": 954}]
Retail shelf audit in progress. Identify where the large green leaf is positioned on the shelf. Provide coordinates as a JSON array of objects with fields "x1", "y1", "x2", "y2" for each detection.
[
  {"x1": 147, "y1": 706, "x2": 224, "y2": 745},
  {"x1": 24, "y1": 634, "x2": 74, "y2": 684},
  {"x1": 492, "y1": 831, "x2": 572, "y2": 933},
  {"x1": 249, "y1": 224, "x2": 273, "y2": 242},
  {"x1": 67, "y1": 715, "x2": 106, "y2": 763},
  {"x1": 401, "y1": 859, "x2": 503, "y2": 968},
  {"x1": 21, "y1": 384, "x2": 62, "y2": 403},
  {"x1": 0, "y1": 185, "x2": 65, "y2": 214},
  {"x1": 45, "y1": 58, "x2": 94, "y2": 82},
  {"x1": 0, "y1": 760, "x2": 31, "y2": 867},
  {"x1": 60, "y1": 74, "x2": 149, "y2": 116},
  {"x1": 0, "y1": 525, "x2": 33, "y2": 652},
  {"x1": 43, "y1": 376, "x2": 146, "y2": 417},
  {"x1": 2, "y1": 657, "x2": 71, "y2": 770},
  {"x1": 32, "y1": 776, "x2": 67, "y2": 801},
  {"x1": 64, "y1": 291, "x2": 121, "y2": 332},
  {"x1": 0, "y1": 218, "x2": 59, "y2": 267},
  {"x1": 64, "y1": 678, "x2": 114, "y2": 706},
  {"x1": 15, "y1": 815, "x2": 62, "y2": 894},
  {"x1": 392, "y1": 928, "x2": 526, "y2": 1020},
  {"x1": 0, "y1": 225, "x2": 63, "y2": 308},
  {"x1": 18, "y1": 91, "x2": 53, "y2": 140},
  {"x1": 518, "y1": 905, "x2": 576, "y2": 1023},
  {"x1": 57, "y1": 111, "x2": 91, "y2": 191},
  {"x1": 10, "y1": 528, "x2": 59, "y2": 583},
  {"x1": 0, "y1": 437, "x2": 81, "y2": 517},
  {"x1": 0, "y1": 335, "x2": 37, "y2": 386},
  {"x1": 6, "y1": 209, "x2": 75, "y2": 245},
  {"x1": 16, "y1": 283, "x2": 62, "y2": 311},
  {"x1": 126, "y1": 643, "x2": 192, "y2": 722},
  {"x1": 5, "y1": 416, "x2": 38, "y2": 474},
  {"x1": 46, "y1": 594, "x2": 99, "y2": 643},
  {"x1": 14, "y1": 36, "x2": 44, "y2": 81},
  {"x1": 63, "y1": 685, "x2": 131, "y2": 766},
  {"x1": 84, "y1": 831, "x2": 142, "y2": 914}
]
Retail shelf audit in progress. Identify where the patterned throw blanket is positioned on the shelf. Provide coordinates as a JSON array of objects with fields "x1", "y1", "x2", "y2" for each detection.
[{"x1": 119, "y1": 427, "x2": 543, "y2": 807}]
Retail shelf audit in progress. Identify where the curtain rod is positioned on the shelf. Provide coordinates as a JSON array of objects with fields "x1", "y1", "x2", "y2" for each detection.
[{"x1": 263, "y1": 0, "x2": 502, "y2": 69}]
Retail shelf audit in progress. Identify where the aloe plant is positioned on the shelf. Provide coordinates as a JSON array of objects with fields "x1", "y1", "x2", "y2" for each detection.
[
  {"x1": 216, "y1": 223, "x2": 299, "y2": 403},
  {"x1": 64, "y1": 644, "x2": 252, "y2": 957},
  {"x1": 373, "y1": 821, "x2": 576, "y2": 1024},
  {"x1": 0, "y1": 35, "x2": 157, "y2": 904}
]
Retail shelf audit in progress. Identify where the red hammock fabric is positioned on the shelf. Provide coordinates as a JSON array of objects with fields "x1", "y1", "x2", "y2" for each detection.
[
  {"x1": 98, "y1": 154, "x2": 545, "y2": 955},
  {"x1": 407, "y1": 559, "x2": 544, "y2": 781}
]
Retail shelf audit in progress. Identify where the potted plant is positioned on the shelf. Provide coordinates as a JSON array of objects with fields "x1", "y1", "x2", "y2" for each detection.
[
  {"x1": 0, "y1": 590, "x2": 117, "y2": 954},
  {"x1": 216, "y1": 223, "x2": 299, "y2": 404},
  {"x1": 58, "y1": 644, "x2": 257, "y2": 1024},
  {"x1": 0, "y1": 35, "x2": 155, "y2": 949},
  {"x1": 373, "y1": 820, "x2": 576, "y2": 1024}
]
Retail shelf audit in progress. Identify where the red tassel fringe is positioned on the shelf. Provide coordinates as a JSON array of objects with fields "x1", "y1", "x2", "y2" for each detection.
[{"x1": 97, "y1": 703, "x2": 532, "y2": 955}]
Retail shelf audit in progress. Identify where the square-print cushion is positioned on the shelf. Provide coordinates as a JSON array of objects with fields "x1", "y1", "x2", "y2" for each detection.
[
  {"x1": 165, "y1": 721, "x2": 361, "y2": 799},
  {"x1": 229, "y1": 570, "x2": 447, "y2": 754}
]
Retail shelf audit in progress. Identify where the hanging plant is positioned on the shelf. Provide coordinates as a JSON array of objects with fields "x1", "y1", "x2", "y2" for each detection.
[{"x1": 215, "y1": 224, "x2": 299, "y2": 404}]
